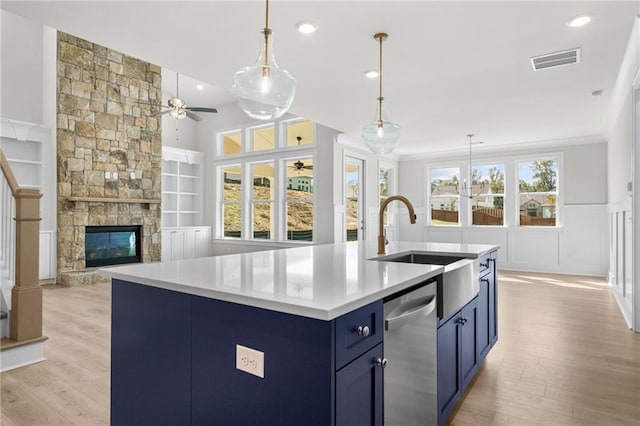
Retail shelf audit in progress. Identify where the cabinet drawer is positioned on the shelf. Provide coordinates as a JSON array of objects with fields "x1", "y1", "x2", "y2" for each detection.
[
  {"x1": 335, "y1": 301, "x2": 383, "y2": 369},
  {"x1": 478, "y1": 253, "x2": 492, "y2": 277}
]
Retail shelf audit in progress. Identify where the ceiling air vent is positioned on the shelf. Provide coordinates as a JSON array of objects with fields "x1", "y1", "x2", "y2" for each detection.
[{"x1": 530, "y1": 48, "x2": 580, "y2": 71}]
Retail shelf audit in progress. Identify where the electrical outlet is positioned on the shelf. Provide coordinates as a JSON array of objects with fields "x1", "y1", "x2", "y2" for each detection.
[
  {"x1": 236, "y1": 344, "x2": 264, "y2": 378},
  {"x1": 130, "y1": 171, "x2": 136, "y2": 179},
  {"x1": 105, "y1": 171, "x2": 111, "y2": 179},
  {"x1": 112, "y1": 172, "x2": 118, "y2": 180}
]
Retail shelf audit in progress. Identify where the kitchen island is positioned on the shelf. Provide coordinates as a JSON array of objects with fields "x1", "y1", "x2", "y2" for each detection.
[{"x1": 100, "y1": 241, "x2": 498, "y2": 426}]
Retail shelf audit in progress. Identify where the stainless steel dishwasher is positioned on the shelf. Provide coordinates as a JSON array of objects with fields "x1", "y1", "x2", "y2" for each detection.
[{"x1": 383, "y1": 278, "x2": 438, "y2": 425}]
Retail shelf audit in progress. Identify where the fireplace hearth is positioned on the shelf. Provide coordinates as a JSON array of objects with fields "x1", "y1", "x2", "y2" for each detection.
[{"x1": 85, "y1": 225, "x2": 141, "y2": 268}]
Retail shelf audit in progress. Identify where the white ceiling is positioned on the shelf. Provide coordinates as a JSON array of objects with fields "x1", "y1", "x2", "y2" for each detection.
[{"x1": 2, "y1": 1, "x2": 639, "y2": 157}]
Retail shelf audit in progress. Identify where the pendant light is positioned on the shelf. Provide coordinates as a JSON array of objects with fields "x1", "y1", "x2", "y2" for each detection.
[
  {"x1": 232, "y1": 0, "x2": 297, "y2": 120},
  {"x1": 459, "y1": 133, "x2": 484, "y2": 198},
  {"x1": 362, "y1": 32, "x2": 401, "y2": 154}
]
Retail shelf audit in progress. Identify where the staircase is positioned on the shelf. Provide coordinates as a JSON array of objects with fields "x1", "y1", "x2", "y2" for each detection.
[{"x1": 0, "y1": 146, "x2": 46, "y2": 371}]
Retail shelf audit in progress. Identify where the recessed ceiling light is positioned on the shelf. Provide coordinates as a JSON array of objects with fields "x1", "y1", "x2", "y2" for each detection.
[
  {"x1": 196, "y1": 84, "x2": 204, "y2": 91},
  {"x1": 296, "y1": 21, "x2": 318, "y2": 34},
  {"x1": 364, "y1": 70, "x2": 379, "y2": 79},
  {"x1": 566, "y1": 14, "x2": 592, "y2": 27}
]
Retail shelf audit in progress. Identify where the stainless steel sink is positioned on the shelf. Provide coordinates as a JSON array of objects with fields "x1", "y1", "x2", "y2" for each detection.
[{"x1": 374, "y1": 251, "x2": 479, "y2": 319}]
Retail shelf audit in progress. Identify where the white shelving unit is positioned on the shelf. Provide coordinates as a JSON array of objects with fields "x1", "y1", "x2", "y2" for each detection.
[
  {"x1": 0, "y1": 119, "x2": 45, "y2": 190},
  {"x1": 162, "y1": 147, "x2": 204, "y2": 227},
  {"x1": 161, "y1": 147, "x2": 211, "y2": 261}
]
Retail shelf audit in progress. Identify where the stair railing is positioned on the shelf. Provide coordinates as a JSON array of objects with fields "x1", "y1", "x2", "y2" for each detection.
[{"x1": 0, "y1": 148, "x2": 44, "y2": 343}]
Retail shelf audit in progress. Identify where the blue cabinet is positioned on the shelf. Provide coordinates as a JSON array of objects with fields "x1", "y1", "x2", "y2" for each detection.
[
  {"x1": 437, "y1": 249, "x2": 498, "y2": 426},
  {"x1": 477, "y1": 252, "x2": 498, "y2": 361},
  {"x1": 336, "y1": 343, "x2": 383, "y2": 426},
  {"x1": 111, "y1": 280, "x2": 383, "y2": 426},
  {"x1": 437, "y1": 297, "x2": 478, "y2": 425},
  {"x1": 111, "y1": 280, "x2": 192, "y2": 426}
]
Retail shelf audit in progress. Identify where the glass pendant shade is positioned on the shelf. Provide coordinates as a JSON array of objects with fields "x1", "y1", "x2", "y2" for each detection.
[
  {"x1": 362, "y1": 98, "x2": 401, "y2": 154},
  {"x1": 233, "y1": 29, "x2": 297, "y2": 120}
]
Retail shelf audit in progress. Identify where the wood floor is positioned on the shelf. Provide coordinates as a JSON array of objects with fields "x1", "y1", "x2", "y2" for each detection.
[{"x1": 1, "y1": 271, "x2": 639, "y2": 425}]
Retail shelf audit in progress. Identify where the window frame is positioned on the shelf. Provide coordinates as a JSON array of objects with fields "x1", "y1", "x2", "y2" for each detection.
[
  {"x1": 425, "y1": 152, "x2": 563, "y2": 229},
  {"x1": 215, "y1": 119, "x2": 317, "y2": 244},
  {"x1": 470, "y1": 161, "x2": 506, "y2": 227},
  {"x1": 515, "y1": 155, "x2": 562, "y2": 228},
  {"x1": 427, "y1": 164, "x2": 462, "y2": 226}
]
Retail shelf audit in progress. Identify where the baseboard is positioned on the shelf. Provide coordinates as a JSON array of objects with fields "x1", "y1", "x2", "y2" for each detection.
[
  {"x1": 0, "y1": 336, "x2": 47, "y2": 372},
  {"x1": 610, "y1": 285, "x2": 633, "y2": 329}
]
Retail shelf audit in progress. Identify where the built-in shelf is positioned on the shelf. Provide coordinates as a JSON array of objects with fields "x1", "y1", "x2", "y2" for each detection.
[
  {"x1": 67, "y1": 197, "x2": 161, "y2": 204},
  {"x1": 162, "y1": 147, "x2": 204, "y2": 228},
  {"x1": 1, "y1": 119, "x2": 46, "y2": 190}
]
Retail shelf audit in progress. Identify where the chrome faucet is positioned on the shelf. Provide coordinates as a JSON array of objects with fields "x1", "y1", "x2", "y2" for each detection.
[{"x1": 378, "y1": 195, "x2": 416, "y2": 254}]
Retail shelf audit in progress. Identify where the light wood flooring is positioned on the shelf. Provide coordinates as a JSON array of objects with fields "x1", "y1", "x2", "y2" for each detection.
[{"x1": 1, "y1": 271, "x2": 639, "y2": 425}]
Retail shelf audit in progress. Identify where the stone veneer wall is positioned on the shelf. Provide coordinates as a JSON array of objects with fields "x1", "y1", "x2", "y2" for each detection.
[{"x1": 56, "y1": 32, "x2": 162, "y2": 285}]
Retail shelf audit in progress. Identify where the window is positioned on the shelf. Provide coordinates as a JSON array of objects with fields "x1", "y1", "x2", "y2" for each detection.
[
  {"x1": 286, "y1": 158, "x2": 313, "y2": 241},
  {"x1": 471, "y1": 163, "x2": 505, "y2": 226},
  {"x1": 251, "y1": 125, "x2": 275, "y2": 152},
  {"x1": 518, "y1": 159, "x2": 557, "y2": 226},
  {"x1": 285, "y1": 120, "x2": 314, "y2": 147},
  {"x1": 216, "y1": 119, "x2": 316, "y2": 242},
  {"x1": 220, "y1": 131, "x2": 242, "y2": 155},
  {"x1": 379, "y1": 165, "x2": 393, "y2": 225},
  {"x1": 251, "y1": 162, "x2": 275, "y2": 239},
  {"x1": 221, "y1": 165, "x2": 242, "y2": 238},
  {"x1": 430, "y1": 167, "x2": 460, "y2": 225}
]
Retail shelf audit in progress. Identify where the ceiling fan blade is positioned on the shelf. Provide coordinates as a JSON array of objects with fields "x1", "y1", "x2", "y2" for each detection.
[
  {"x1": 186, "y1": 107, "x2": 218, "y2": 113},
  {"x1": 153, "y1": 110, "x2": 174, "y2": 117},
  {"x1": 185, "y1": 110, "x2": 203, "y2": 121}
]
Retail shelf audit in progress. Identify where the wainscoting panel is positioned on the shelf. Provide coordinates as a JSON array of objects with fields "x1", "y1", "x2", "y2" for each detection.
[
  {"x1": 609, "y1": 198, "x2": 632, "y2": 328},
  {"x1": 399, "y1": 204, "x2": 608, "y2": 277},
  {"x1": 507, "y1": 230, "x2": 559, "y2": 268},
  {"x1": 39, "y1": 230, "x2": 56, "y2": 280}
]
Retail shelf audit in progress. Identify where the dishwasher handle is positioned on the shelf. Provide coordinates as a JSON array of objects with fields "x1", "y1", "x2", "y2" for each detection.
[{"x1": 385, "y1": 295, "x2": 436, "y2": 331}]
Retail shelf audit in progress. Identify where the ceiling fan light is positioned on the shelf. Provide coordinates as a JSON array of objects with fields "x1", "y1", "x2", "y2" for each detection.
[
  {"x1": 170, "y1": 109, "x2": 186, "y2": 120},
  {"x1": 233, "y1": 8, "x2": 297, "y2": 120}
]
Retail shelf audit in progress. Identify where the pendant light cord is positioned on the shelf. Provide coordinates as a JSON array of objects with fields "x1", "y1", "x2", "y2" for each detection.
[
  {"x1": 263, "y1": 0, "x2": 271, "y2": 67},
  {"x1": 378, "y1": 34, "x2": 383, "y2": 126}
]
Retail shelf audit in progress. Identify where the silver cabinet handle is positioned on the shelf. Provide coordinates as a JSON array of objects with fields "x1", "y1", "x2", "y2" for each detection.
[
  {"x1": 376, "y1": 358, "x2": 388, "y2": 368},
  {"x1": 385, "y1": 295, "x2": 436, "y2": 331},
  {"x1": 357, "y1": 325, "x2": 370, "y2": 336}
]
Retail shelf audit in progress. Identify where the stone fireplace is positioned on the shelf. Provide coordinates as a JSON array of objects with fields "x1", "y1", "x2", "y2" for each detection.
[{"x1": 56, "y1": 32, "x2": 162, "y2": 286}]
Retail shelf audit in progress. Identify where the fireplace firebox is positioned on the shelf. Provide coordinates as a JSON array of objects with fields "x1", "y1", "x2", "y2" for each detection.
[{"x1": 85, "y1": 225, "x2": 141, "y2": 268}]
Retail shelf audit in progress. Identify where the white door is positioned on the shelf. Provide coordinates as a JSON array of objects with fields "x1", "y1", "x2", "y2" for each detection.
[{"x1": 345, "y1": 157, "x2": 365, "y2": 241}]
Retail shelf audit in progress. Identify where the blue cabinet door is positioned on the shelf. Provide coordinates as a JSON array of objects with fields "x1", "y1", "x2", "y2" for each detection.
[
  {"x1": 336, "y1": 343, "x2": 383, "y2": 426},
  {"x1": 490, "y1": 251, "x2": 498, "y2": 345},
  {"x1": 437, "y1": 315, "x2": 460, "y2": 425},
  {"x1": 477, "y1": 276, "x2": 491, "y2": 360},
  {"x1": 111, "y1": 280, "x2": 192, "y2": 426},
  {"x1": 460, "y1": 298, "x2": 478, "y2": 389}
]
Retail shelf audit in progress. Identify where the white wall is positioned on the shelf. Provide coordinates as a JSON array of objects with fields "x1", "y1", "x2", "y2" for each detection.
[
  {"x1": 1, "y1": 10, "x2": 43, "y2": 124},
  {"x1": 603, "y1": 16, "x2": 640, "y2": 331},
  {"x1": 1, "y1": 12, "x2": 57, "y2": 279},
  {"x1": 398, "y1": 140, "x2": 609, "y2": 276}
]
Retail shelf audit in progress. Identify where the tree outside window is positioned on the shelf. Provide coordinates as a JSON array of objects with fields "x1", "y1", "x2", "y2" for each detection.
[
  {"x1": 518, "y1": 160, "x2": 557, "y2": 226},
  {"x1": 471, "y1": 164, "x2": 505, "y2": 226}
]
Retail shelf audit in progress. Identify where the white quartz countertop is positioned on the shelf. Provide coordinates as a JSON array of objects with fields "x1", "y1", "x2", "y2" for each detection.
[{"x1": 99, "y1": 241, "x2": 498, "y2": 320}]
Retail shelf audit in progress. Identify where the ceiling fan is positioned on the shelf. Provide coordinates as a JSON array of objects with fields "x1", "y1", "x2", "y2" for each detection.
[
  {"x1": 155, "y1": 73, "x2": 218, "y2": 122},
  {"x1": 289, "y1": 137, "x2": 313, "y2": 172}
]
